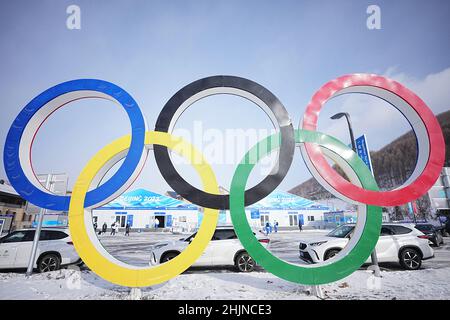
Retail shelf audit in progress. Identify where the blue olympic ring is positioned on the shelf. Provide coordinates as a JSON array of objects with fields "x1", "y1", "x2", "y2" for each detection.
[{"x1": 3, "y1": 79, "x2": 146, "y2": 211}]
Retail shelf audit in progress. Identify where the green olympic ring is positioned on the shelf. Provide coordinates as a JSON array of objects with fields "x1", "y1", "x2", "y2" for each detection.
[{"x1": 229, "y1": 129, "x2": 382, "y2": 285}]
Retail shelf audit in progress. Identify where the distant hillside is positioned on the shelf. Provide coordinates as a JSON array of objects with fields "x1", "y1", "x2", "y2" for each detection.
[{"x1": 289, "y1": 110, "x2": 450, "y2": 200}]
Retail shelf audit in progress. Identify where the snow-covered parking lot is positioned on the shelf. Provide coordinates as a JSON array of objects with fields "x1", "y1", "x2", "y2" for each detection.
[
  {"x1": 1, "y1": 264, "x2": 449, "y2": 300},
  {"x1": 1, "y1": 230, "x2": 449, "y2": 300}
]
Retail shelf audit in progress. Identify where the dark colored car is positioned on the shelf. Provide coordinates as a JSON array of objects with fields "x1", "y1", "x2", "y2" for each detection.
[{"x1": 415, "y1": 224, "x2": 444, "y2": 247}]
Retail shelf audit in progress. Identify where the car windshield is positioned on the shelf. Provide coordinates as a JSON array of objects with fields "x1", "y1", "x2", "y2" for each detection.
[
  {"x1": 416, "y1": 224, "x2": 433, "y2": 232},
  {"x1": 327, "y1": 225, "x2": 354, "y2": 238},
  {"x1": 184, "y1": 233, "x2": 196, "y2": 242}
]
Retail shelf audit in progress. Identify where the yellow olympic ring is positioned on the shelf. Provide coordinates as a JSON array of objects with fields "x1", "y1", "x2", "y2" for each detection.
[{"x1": 68, "y1": 131, "x2": 219, "y2": 287}]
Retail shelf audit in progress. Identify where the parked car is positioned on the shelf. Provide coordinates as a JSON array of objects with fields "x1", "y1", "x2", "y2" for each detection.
[
  {"x1": 414, "y1": 223, "x2": 444, "y2": 247},
  {"x1": 299, "y1": 223, "x2": 434, "y2": 270},
  {"x1": 0, "y1": 228, "x2": 81, "y2": 272},
  {"x1": 445, "y1": 220, "x2": 450, "y2": 236},
  {"x1": 149, "y1": 226, "x2": 270, "y2": 272}
]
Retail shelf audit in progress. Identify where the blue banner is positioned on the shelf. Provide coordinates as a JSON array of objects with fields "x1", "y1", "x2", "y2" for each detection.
[
  {"x1": 166, "y1": 215, "x2": 172, "y2": 227},
  {"x1": 126, "y1": 215, "x2": 134, "y2": 227},
  {"x1": 355, "y1": 134, "x2": 374, "y2": 175},
  {"x1": 250, "y1": 209, "x2": 260, "y2": 219},
  {"x1": 32, "y1": 220, "x2": 65, "y2": 227}
]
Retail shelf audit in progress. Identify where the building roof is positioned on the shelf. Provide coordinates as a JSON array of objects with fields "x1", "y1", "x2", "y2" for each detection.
[{"x1": 0, "y1": 182, "x2": 19, "y2": 196}]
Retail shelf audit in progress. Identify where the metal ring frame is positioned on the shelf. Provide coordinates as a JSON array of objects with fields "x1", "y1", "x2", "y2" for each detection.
[{"x1": 3, "y1": 74, "x2": 445, "y2": 286}]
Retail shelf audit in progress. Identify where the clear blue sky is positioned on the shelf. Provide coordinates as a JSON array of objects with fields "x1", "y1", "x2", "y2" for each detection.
[{"x1": 1, "y1": 0, "x2": 449, "y2": 195}]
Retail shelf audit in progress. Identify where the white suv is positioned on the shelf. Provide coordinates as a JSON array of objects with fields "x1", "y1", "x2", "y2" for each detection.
[
  {"x1": 149, "y1": 226, "x2": 270, "y2": 272},
  {"x1": 299, "y1": 223, "x2": 434, "y2": 270},
  {"x1": 0, "y1": 228, "x2": 81, "y2": 272}
]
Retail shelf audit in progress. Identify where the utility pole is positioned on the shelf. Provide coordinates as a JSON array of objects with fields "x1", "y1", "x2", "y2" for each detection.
[
  {"x1": 331, "y1": 112, "x2": 381, "y2": 278},
  {"x1": 26, "y1": 174, "x2": 53, "y2": 276}
]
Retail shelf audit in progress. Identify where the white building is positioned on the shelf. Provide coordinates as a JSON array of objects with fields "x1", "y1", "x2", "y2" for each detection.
[
  {"x1": 92, "y1": 189, "x2": 331, "y2": 232},
  {"x1": 92, "y1": 189, "x2": 200, "y2": 233},
  {"x1": 241, "y1": 190, "x2": 331, "y2": 229},
  {"x1": 201, "y1": 190, "x2": 331, "y2": 229}
]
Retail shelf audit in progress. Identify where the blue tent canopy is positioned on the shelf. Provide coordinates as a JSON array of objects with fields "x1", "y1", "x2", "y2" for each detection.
[
  {"x1": 96, "y1": 188, "x2": 329, "y2": 211},
  {"x1": 96, "y1": 188, "x2": 198, "y2": 210},
  {"x1": 248, "y1": 190, "x2": 330, "y2": 211}
]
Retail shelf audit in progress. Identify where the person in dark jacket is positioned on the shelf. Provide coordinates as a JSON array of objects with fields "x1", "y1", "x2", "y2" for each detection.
[
  {"x1": 101, "y1": 222, "x2": 107, "y2": 235},
  {"x1": 298, "y1": 220, "x2": 303, "y2": 232},
  {"x1": 265, "y1": 221, "x2": 271, "y2": 236},
  {"x1": 111, "y1": 222, "x2": 118, "y2": 235},
  {"x1": 125, "y1": 223, "x2": 131, "y2": 236}
]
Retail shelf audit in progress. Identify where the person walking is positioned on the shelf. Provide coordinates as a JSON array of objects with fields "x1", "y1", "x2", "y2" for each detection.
[
  {"x1": 154, "y1": 217, "x2": 160, "y2": 229},
  {"x1": 125, "y1": 223, "x2": 130, "y2": 236},
  {"x1": 101, "y1": 222, "x2": 107, "y2": 235},
  {"x1": 110, "y1": 222, "x2": 116, "y2": 235},
  {"x1": 298, "y1": 220, "x2": 303, "y2": 232},
  {"x1": 93, "y1": 222, "x2": 98, "y2": 233},
  {"x1": 274, "y1": 221, "x2": 278, "y2": 233},
  {"x1": 265, "y1": 221, "x2": 270, "y2": 236}
]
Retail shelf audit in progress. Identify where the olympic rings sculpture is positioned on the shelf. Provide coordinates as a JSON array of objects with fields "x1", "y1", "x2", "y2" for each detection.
[{"x1": 3, "y1": 74, "x2": 445, "y2": 287}]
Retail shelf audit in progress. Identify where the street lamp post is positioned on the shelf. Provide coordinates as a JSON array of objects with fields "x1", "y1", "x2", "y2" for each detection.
[
  {"x1": 330, "y1": 112, "x2": 357, "y2": 151},
  {"x1": 330, "y1": 112, "x2": 381, "y2": 278},
  {"x1": 26, "y1": 174, "x2": 53, "y2": 276}
]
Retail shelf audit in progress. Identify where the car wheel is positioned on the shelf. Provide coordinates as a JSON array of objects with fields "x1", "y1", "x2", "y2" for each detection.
[
  {"x1": 399, "y1": 248, "x2": 422, "y2": 270},
  {"x1": 324, "y1": 249, "x2": 341, "y2": 261},
  {"x1": 160, "y1": 252, "x2": 179, "y2": 263},
  {"x1": 235, "y1": 252, "x2": 255, "y2": 272},
  {"x1": 38, "y1": 253, "x2": 61, "y2": 273}
]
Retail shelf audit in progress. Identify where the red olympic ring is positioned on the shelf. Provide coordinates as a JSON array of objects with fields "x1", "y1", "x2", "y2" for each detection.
[{"x1": 301, "y1": 74, "x2": 445, "y2": 206}]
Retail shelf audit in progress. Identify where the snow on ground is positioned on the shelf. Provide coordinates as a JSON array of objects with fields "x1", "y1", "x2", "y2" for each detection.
[
  {"x1": 1, "y1": 266, "x2": 449, "y2": 300},
  {"x1": 1, "y1": 231, "x2": 449, "y2": 300}
]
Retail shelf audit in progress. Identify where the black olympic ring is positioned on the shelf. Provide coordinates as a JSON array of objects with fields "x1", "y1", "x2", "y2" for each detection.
[{"x1": 154, "y1": 75, "x2": 295, "y2": 210}]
